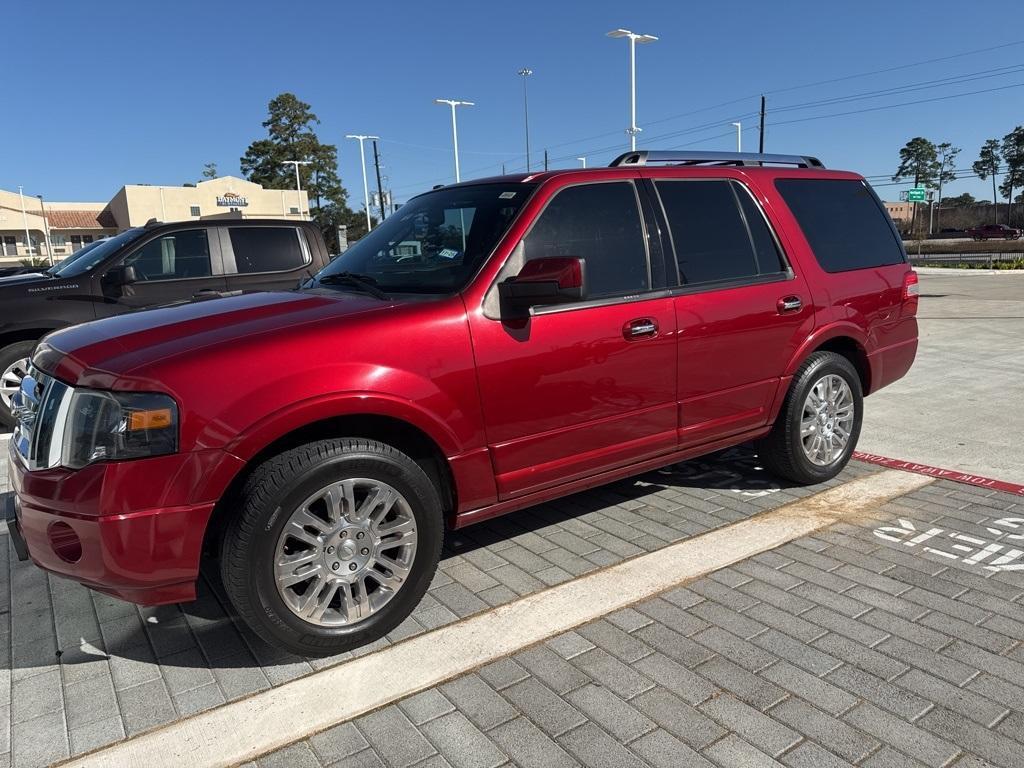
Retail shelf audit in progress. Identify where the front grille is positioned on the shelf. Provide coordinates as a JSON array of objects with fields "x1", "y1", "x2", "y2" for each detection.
[{"x1": 12, "y1": 366, "x2": 73, "y2": 471}]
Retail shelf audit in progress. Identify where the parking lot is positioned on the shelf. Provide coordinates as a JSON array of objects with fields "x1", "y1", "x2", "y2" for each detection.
[{"x1": 1, "y1": 270, "x2": 1022, "y2": 768}]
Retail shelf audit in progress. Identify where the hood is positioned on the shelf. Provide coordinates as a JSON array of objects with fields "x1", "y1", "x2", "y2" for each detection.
[
  {"x1": 0, "y1": 271, "x2": 52, "y2": 287},
  {"x1": 38, "y1": 288, "x2": 395, "y2": 386}
]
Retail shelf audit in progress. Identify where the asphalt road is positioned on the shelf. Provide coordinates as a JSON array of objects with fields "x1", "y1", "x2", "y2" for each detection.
[{"x1": 858, "y1": 269, "x2": 1024, "y2": 484}]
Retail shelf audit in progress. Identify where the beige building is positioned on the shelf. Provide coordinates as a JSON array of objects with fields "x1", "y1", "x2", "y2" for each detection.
[
  {"x1": 1, "y1": 176, "x2": 309, "y2": 266},
  {"x1": 883, "y1": 201, "x2": 916, "y2": 232}
]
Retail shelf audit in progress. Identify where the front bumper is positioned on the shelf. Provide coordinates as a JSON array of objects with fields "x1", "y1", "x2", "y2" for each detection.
[{"x1": 7, "y1": 439, "x2": 243, "y2": 605}]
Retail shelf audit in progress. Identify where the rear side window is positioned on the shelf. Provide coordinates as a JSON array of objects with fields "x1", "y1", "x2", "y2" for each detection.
[
  {"x1": 775, "y1": 179, "x2": 905, "y2": 272},
  {"x1": 228, "y1": 227, "x2": 307, "y2": 274},
  {"x1": 655, "y1": 180, "x2": 785, "y2": 285},
  {"x1": 523, "y1": 182, "x2": 649, "y2": 298}
]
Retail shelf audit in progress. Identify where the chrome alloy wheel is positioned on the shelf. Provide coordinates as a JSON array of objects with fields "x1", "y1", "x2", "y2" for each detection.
[
  {"x1": 274, "y1": 478, "x2": 418, "y2": 627},
  {"x1": 0, "y1": 357, "x2": 30, "y2": 411},
  {"x1": 800, "y1": 374, "x2": 855, "y2": 466}
]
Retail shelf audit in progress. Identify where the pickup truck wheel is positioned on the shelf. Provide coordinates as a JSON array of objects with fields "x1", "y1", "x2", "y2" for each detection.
[
  {"x1": 755, "y1": 351, "x2": 863, "y2": 485},
  {"x1": 220, "y1": 438, "x2": 443, "y2": 657},
  {"x1": 0, "y1": 341, "x2": 36, "y2": 430}
]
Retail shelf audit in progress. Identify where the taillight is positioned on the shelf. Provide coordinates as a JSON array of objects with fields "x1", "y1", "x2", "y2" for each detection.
[{"x1": 902, "y1": 271, "x2": 920, "y2": 301}]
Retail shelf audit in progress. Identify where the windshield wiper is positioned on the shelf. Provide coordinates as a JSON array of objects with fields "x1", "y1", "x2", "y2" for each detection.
[{"x1": 317, "y1": 272, "x2": 389, "y2": 299}]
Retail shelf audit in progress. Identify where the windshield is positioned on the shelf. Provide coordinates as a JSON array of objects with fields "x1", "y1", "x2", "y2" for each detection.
[
  {"x1": 50, "y1": 228, "x2": 145, "y2": 278},
  {"x1": 316, "y1": 183, "x2": 535, "y2": 293}
]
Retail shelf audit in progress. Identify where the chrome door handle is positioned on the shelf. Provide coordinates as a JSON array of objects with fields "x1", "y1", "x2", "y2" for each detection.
[
  {"x1": 624, "y1": 318, "x2": 658, "y2": 339},
  {"x1": 777, "y1": 296, "x2": 802, "y2": 314}
]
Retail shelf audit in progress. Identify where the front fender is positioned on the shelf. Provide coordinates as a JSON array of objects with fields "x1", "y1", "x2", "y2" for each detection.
[{"x1": 222, "y1": 389, "x2": 465, "y2": 463}]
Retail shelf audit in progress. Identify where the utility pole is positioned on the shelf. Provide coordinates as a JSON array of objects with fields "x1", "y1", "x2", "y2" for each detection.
[
  {"x1": 731, "y1": 122, "x2": 742, "y2": 152},
  {"x1": 759, "y1": 95, "x2": 766, "y2": 153},
  {"x1": 372, "y1": 139, "x2": 387, "y2": 222},
  {"x1": 37, "y1": 195, "x2": 54, "y2": 265},
  {"x1": 607, "y1": 28, "x2": 658, "y2": 151},
  {"x1": 345, "y1": 135, "x2": 379, "y2": 232},
  {"x1": 518, "y1": 68, "x2": 533, "y2": 171}
]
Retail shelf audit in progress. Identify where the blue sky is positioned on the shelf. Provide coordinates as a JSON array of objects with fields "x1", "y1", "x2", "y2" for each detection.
[{"x1": 4, "y1": 0, "x2": 1023, "y2": 207}]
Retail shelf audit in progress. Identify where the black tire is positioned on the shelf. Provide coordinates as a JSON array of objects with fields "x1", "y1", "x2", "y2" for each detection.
[
  {"x1": 220, "y1": 438, "x2": 444, "y2": 657},
  {"x1": 755, "y1": 351, "x2": 863, "y2": 485},
  {"x1": 0, "y1": 340, "x2": 37, "y2": 430}
]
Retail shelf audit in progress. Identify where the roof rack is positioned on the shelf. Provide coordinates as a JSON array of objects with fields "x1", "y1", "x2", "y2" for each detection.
[{"x1": 609, "y1": 150, "x2": 825, "y2": 169}]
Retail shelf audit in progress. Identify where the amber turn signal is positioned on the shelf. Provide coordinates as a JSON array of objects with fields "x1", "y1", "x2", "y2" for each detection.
[{"x1": 128, "y1": 408, "x2": 174, "y2": 431}]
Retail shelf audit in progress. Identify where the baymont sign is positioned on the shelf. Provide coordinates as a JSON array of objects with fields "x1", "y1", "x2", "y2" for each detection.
[{"x1": 216, "y1": 192, "x2": 249, "y2": 207}]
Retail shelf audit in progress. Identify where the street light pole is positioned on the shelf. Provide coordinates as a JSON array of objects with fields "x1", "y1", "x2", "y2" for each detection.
[
  {"x1": 345, "y1": 135, "x2": 379, "y2": 232},
  {"x1": 36, "y1": 195, "x2": 54, "y2": 266},
  {"x1": 577, "y1": 157, "x2": 587, "y2": 168},
  {"x1": 281, "y1": 160, "x2": 311, "y2": 219},
  {"x1": 434, "y1": 99, "x2": 474, "y2": 182},
  {"x1": 518, "y1": 68, "x2": 532, "y2": 172},
  {"x1": 607, "y1": 28, "x2": 658, "y2": 151},
  {"x1": 17, "y1": 186, "x2": 32, "y2": 260},
  {"x1": 731, "y1": 122, "x2": 742, "y2": 152}
]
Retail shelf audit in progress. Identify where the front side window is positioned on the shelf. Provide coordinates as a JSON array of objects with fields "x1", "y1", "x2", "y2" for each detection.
[
  {"x1": 317, "y1": 183, "x2": 534, "y2": 293},
  {"x1": 125, "y1": 229, "x2": 212, "y2": 281},
  {"x1": 776, "y1": 178, "x2": 905, "y2": 272},
  {"x1": 656, "y1": 180, "x2": 784, "y2": 285},
  {"x1": 229, "y1": 227, "x2": 307, "y2": 273},
  {"x1": 523, "y1": 182, "x2": 649, "y2": 298}
]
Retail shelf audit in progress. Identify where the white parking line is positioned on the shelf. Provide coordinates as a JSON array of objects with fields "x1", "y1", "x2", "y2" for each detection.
[{"x1": 61, "y1": 469, "x2": 931, "y2": 768}]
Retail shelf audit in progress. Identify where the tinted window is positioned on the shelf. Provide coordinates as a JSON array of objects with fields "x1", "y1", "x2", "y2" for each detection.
[
  {"x1": 736, "y1": 188, "x2": 787, "y2": 274},
  {"x1": 317, "y1": 184, "x2": 534, "y2": 294},
  {"x1": 658, "y1": 180, "x2": 776, "y2": 285},
  {"x1": 50, "y1": 228, "x2": 145, "y2": 278},
  {"x1": 229, "y1": 227, "x2": 307, "y2": 274},
  {"x1": 775, "y1": 179, "x2": 905, "y2": 272},
  {"x1": 126, "y1": 229, "x2": 211, "y2": 281},
  {"x1": 524, "y1": 182, "x2": 648, "y2": 298}
]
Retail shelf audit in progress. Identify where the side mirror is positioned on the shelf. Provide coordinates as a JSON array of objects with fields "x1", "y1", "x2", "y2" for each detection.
[
  {"x1": 103, "y1": 264, "x2": 138, "y2": 287},
  {"x1": 498, "y1": 256, "x2": 586, "y2": 316}
]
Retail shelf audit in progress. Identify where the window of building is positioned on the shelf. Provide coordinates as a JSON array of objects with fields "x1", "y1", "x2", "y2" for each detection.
[
  {"x1": 522, "y1": 182, "x2": 649, "y2": 298},
  {"x1": 190, "y1": 205, "x2": 201, "y2": 217},
  {"x1": 775, "y1": 179, "x2": 905, "y2": 272},
  {"x1": 228, "y1": 227, "x2": 307, "y2": 273},
  {"x1": 655, "y1": 180, "x2": 783, "y2": 285},
  {"x1": 125, "y1": 229, "x2": 212, "y2": 280},
  {"x1": 50, "y1": 234, "x2": 67, "y2": 246},
  {"x1": 82, "y1": 235, "x2": 93, "y2": 244},
  {"x1": 3, "y1": 236, "x2": 16, "y2": 256},
  {"x1": 289, "y1": 207, "x2": 300, "y2": 215}
]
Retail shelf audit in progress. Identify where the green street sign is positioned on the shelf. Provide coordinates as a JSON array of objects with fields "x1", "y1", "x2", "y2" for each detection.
[{"x1": 907, "y1": 188, "x2": 927, "y2": 202}]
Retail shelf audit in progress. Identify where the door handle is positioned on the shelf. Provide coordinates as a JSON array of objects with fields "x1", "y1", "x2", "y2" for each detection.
[
  {"x1": 777, "y1": 296, "x2": 803, "y2": 314},
  {"x1": 623, "y1": 318, "x2": 659, "y2": 340},
  {"x1": 193, "y1": 289, "x2": 224, "y2": 299}
]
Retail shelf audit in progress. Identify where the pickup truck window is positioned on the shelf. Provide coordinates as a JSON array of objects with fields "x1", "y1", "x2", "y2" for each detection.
[
  {"x1": 524, "y1": 181, "x2": 649, "y2": 298},
  {"x1": 49, "y1": 228, "x2": 144, "y2": 278},
  {"x1": 229, "y1": 227, "x2": 308, "y2": 273},
  {"x1": 318, "y1": 183, "x2": 535, "y2": 293},
  {"x1": 125, "y1": 229, "x2": 212, "y2": 280}
]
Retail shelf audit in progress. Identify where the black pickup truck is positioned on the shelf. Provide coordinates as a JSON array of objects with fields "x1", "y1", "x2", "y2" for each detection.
[{"x1": 0, "y1": 218, "x2": 331, "y2": 428}]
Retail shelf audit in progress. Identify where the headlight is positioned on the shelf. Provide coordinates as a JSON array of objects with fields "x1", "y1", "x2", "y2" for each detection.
[{"x1": 62, "y1": 391, "x2": 178, "y2": 469}]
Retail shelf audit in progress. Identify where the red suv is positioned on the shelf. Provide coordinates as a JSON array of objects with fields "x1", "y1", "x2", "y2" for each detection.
[
  {"x1": 3, "y1": 151, "x2": 919, "y2": 655},
  {"x1": 967, "y1": 223, "x2": 1022, "y2": 240}
]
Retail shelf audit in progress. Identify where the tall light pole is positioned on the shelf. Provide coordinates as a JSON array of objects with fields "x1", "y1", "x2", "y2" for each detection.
[
  {"x1": 731, "y1": 122, "x2": 742, "y2": 152},
  {"x1": 18, "y1": 186, "x2": 32, "y2": 260},
  {"x1": 518, "y1": 68, "x2": 533, "y2": 171},
  {"x1": 345, "y1": 135, "x2": 379, "y2": 232},
  {"x1": 36, "y1": 195, "x2": 54, "y2": 266},
  {"x1": 281, "y1": 160, "x2": 310, "y2": 219},
  {"x1": 606, "y1": 28, "x2": 658, "y2": 151},
  {"x1": 577, "y1": 156, "x2": 588, "y2": 168},
  {"x1": 434, "y1": 99, "x2": 474, "y2": 182}
]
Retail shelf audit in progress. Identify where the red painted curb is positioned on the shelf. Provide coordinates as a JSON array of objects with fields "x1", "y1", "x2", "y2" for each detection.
[{"x1": 853, "y1": 452, "x2": 1024, "y2": 497}]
